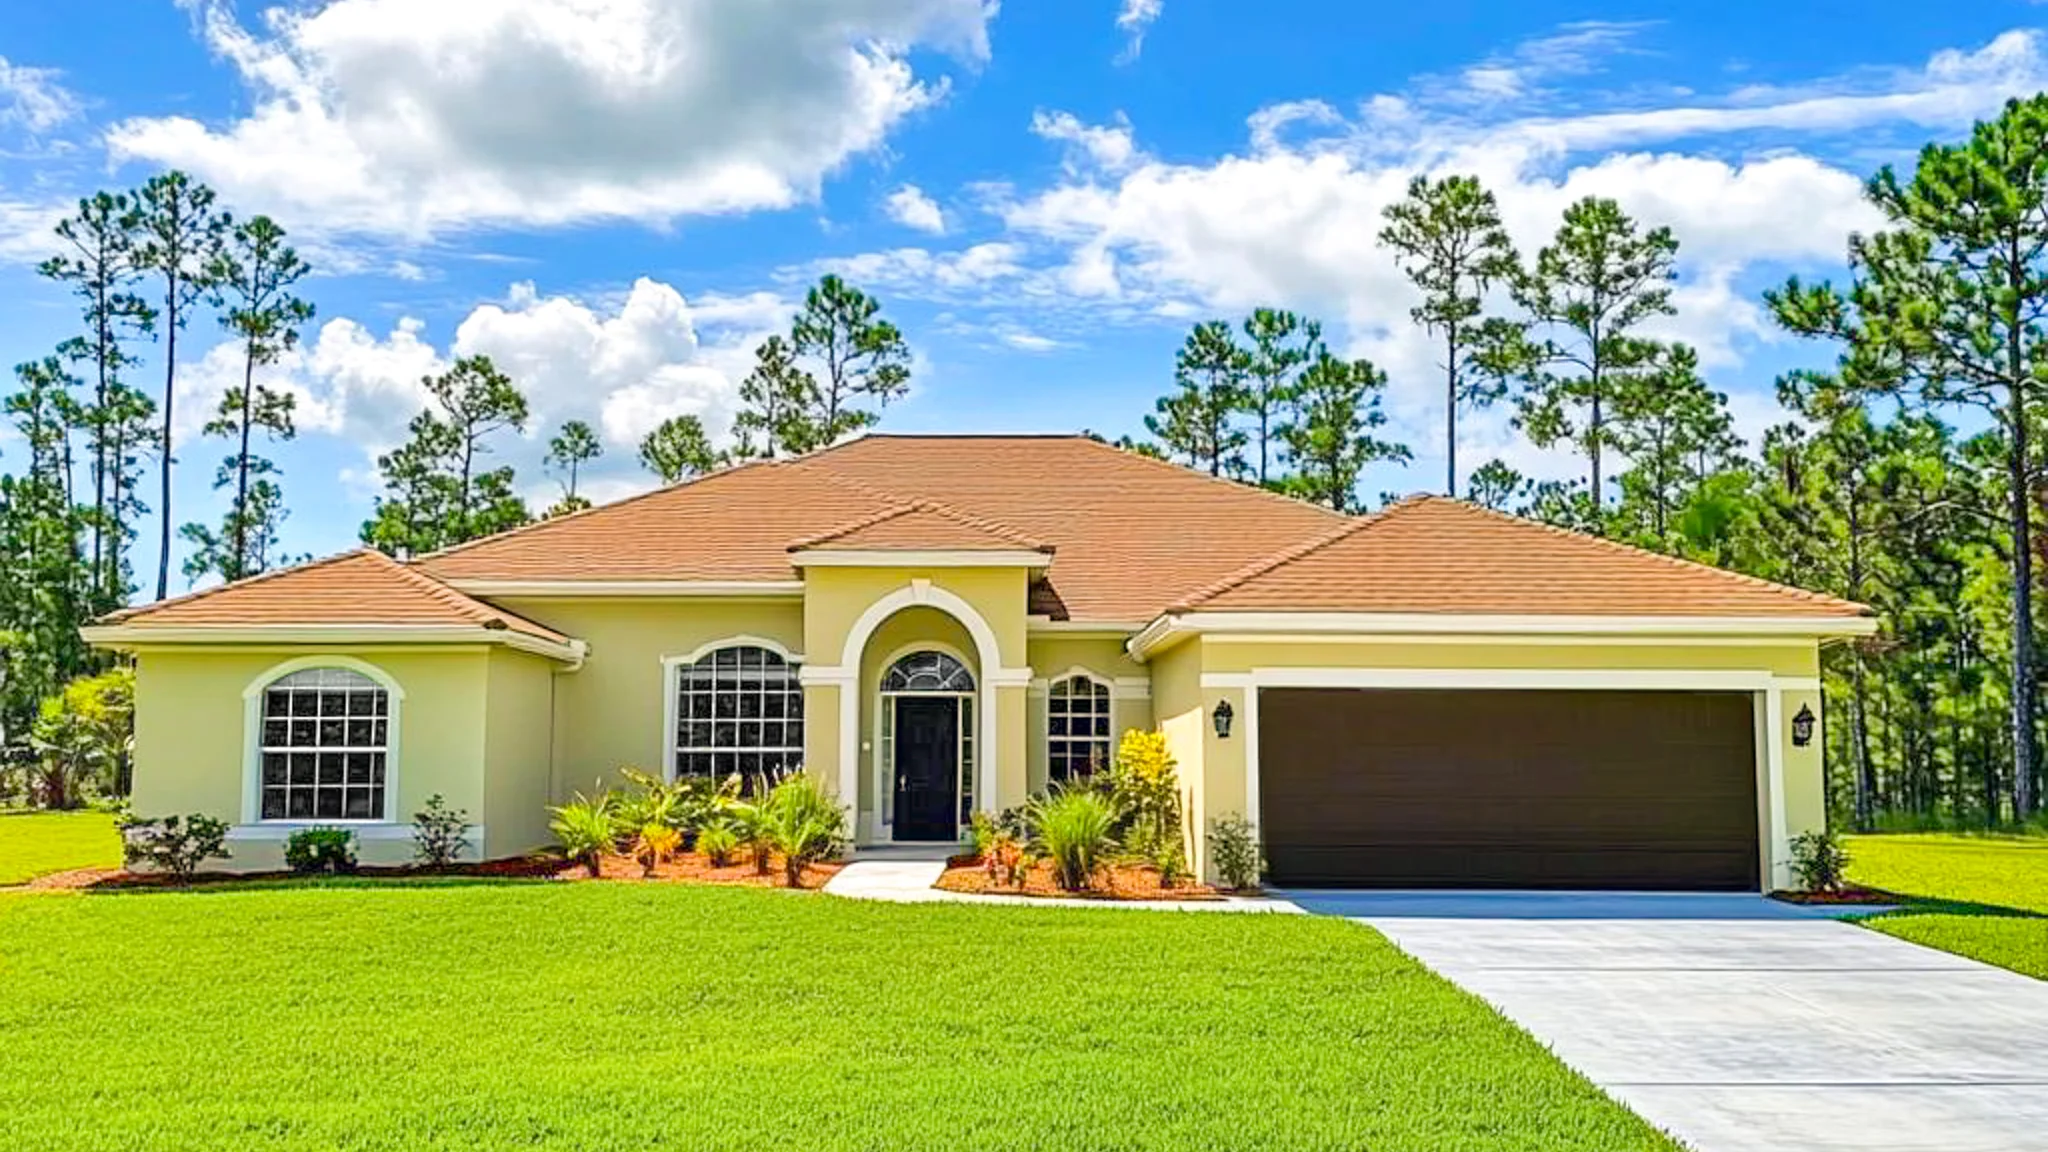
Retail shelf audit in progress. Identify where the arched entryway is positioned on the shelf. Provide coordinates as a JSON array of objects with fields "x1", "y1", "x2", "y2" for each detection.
[{"x1": 878, "y1": 650, "x2": 976, "y2": 842}]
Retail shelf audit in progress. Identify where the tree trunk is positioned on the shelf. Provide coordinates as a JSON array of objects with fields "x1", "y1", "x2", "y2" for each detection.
[
  {"x1": 1444, "y1": 322, "x2": 1458, "y2": 495},
  {"x1": 232, "y1": 343, "x2": 255, "y2": 580},
  {"x1": 2009, "y1": 387, "x2": 2037, "y2": 819},
  {"x1": 156, "y1": 272, "x2": 179, "y2": 602}
]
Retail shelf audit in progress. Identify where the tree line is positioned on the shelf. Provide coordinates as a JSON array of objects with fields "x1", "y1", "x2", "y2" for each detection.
[{"x1": 1125, "y1": 96, "x2": 2048, "y2": 831}]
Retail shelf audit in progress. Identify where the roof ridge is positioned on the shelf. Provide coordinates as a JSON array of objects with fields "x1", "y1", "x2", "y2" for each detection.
[
  {"x1": 99, "y1": 548, "x2": 377, "y2": 624},
  {"x1": 1166, "y1": 500, "x2": 1423, "y2": 612},
  {"x1": 409, "y1": 457, "x2": 778, "y2": 567},
  {"x1": 788, "y1": 461, "x2": 1051, "y2": 550},
  {"x1": 1428, "y1": 495, "x2": 1873, "y2": 615}
]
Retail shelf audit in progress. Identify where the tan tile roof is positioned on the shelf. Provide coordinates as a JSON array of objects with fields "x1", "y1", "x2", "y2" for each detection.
[
  {"x1": 1173, "y1": 495, "x2": 1871, "y2": 618},
  {"x1": 788, "y1": 499, "x2": 1051, "y2": 553},
  {"x1": 416, "y1": 435, "x2": 1348, "y2": 620},
  {"x1": 98, "y1": 549, "x2": 572, "y2": 643},
  {"x1": 118, "y1": 438, "x2": 1861, "y2": 631}
]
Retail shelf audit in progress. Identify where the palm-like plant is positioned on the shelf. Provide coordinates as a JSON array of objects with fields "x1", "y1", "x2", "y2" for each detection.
[
  {"x1": 695, "y1": 823, "x2": 739, "y2": 868},
  {"x1": 630, "y1": 822, "x2": 682, "y2": 876},
  {"x1": 548, "y1": 789, "x2": 617, "y2": 876},
  {"x1": 1031, "y1": 786, "x2": 1120, "y2": 891},
  {"x1": 764, "y1": 774, "x2": 847, "y2": 887}
]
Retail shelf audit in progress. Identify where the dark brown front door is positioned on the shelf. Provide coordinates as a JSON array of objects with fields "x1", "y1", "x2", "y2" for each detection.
[
  {"x1": 892, "y1": 697, "x2": 959, "y2": 842},
  {"x1": 1258, "y1": 688, "x2": 1760, "y2": 890}
]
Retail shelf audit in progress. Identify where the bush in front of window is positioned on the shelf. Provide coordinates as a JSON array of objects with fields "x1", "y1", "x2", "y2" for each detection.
[
  {"x1": 411, "y1": 794, "x2": 472, "y2": 870},
  {"x1": 284, "y1": 827, "x2": 358, "y2": 875},
  {"x1": 1029, "y1": 786, "x2": 1120, "y2": 892},
  {"x1": 631, "y1": 823, "x2": 682, "y2": 875},
  {"x1": 1107, "y1": 729, "x2": 1186, "y2": 878},
  {"x1": 123, "y1": 814, "x2": 231, "y2": 882},
  {"x1": 695, "y1": 823, "x2": 739, "y2": 868}
]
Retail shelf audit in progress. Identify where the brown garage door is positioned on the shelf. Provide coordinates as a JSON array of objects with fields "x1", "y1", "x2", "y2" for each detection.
[{"x1": 1258, "y1": 688, "x2": 1760, "y2": 890}]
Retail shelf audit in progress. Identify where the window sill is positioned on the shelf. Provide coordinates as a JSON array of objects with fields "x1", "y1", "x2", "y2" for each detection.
[{"x1": 231, "y1": 822, "x2": 420, "y2": 842}]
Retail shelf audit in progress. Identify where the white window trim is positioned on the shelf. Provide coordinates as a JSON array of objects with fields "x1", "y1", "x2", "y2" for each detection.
[
  {"x1": 660, "y1": 637, "x2": 806, "y2": 784},
  {"x1": 1045, "y1": 670, "x2": 1115, "y2": 783},
  {"x1": 240, "y1": 655, "x2": 405, "y2": 827}
]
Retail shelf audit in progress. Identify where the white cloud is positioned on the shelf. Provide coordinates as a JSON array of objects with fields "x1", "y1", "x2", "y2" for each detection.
[
  {"x1": 107, "y1": 0, "x2": 995, "y2": 239},
  {"x1": 199, "y1": 279, "x2": 789, "y2": 500},
  {"x1": 1030, "y1": 110, "x2": 1142, "y2": 174},
  {"x1": 1116, "y1": 0, "x2": 1163, "y2": 63},
  {"x1": 0, "y1": 57, "x2": 80, "y2": 133},
  {"x1": 883, "y1": 184, "x2": 947, "y2": 233}
]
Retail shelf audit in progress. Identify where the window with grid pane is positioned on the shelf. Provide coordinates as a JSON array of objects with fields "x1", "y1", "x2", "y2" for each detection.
[
  {"x1": 259, "y1": 668, "x2": 390, "y2": 821},
  {"x1": 1048, "y1": 674, "x2": 1112, "y2": 781},
  {"x1": 674, "y1": 645, "x2": 805, "y2": 779}
]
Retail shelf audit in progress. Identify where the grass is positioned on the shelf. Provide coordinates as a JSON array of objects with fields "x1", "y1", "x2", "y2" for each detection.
[
  {"x1": 1845, "y1": 833, "x2": 2048, "y2": 980},
  {"x1": 0, "y1": 883, "x2": 1677, "y2": 1151},
  {"x1": 0, "y1": 809, "x2": 121, "y2": 885}
]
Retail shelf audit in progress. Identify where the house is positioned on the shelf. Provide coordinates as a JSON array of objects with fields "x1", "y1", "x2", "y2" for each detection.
[{"x1": 83, "y1": 434, "x2": 1874, "y2": 889}]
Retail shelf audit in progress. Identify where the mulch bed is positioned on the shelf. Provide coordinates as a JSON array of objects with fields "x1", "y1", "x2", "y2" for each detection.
[
  {"x1": 935, "y1": 855, "x2": 1223, "y2": 901},
  {"x1": 1771, "y1": 886, "x2": 1902, "y2": 906},
  {"x1": 20, "y1": 852, "x2": 842, "y2": 892}
]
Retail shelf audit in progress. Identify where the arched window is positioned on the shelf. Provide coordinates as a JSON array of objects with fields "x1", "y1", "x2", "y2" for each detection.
[
  {"x1": 674, "y1": 645, "x2": 804, "y2": 778},
  {"x1": 259, "y1": 668, "x2": 391, "y2": 820},
  {"x1": 880, "y1": 650, "x2": 975, "y2": 693},
  {"x1": 1048, "y1": 673, "x2": 1113, "y2": 781}
]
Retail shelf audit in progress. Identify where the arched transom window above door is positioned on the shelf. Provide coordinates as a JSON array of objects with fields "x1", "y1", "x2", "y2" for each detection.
[{"x1": 880, "y1": 650, "x2": 975, "y2": 693}]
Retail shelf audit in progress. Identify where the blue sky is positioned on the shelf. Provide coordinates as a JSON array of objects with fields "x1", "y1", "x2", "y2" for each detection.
[{"x1": 1, "y1": 0, "x2": 2045, "y2": 594}]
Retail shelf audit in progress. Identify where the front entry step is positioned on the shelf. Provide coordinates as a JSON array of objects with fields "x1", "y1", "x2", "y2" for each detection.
[{"x1": 850, "y1": 843, "x2": 958, "y2": 862}]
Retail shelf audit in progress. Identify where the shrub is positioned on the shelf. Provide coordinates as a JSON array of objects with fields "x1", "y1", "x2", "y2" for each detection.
[
  {"x1": 284, "y1": 827, "x2": 358, "y2": 875},
  {"x1": 1031, "y1": 786, "x2": 1119, "y2": 891},
  {"x1": 672, "y1": 773, "x2": 744, "y2": 838},
  {"x1": 124, "y1": 814, "x2": 231, "y2": 882},
  {"x1": 411, "y1": 794, "x2": 472, "y2": 869},
  {"x1": 614, "y1": 768, "x2": 686, "y2": 832},
  {"x1": 984, "y1": 832, "x2": 1027, "y2": 887},
  {"x1": 1209, "y1": 814, "x2": 1263, "y2": 891},
  {"x1": 1791, "y1": 828, "x2": 1850, "y2": 893},
  {"x1": 1108, "y1": 729, "x2": 1184, "y2": 875},
  {"x1": 631, "y1": 822, "x2": 683, "y2": 875},
  {"x1": 549, "y1": 789, "x2": 617, "y2": 876},
  {"x1": 764, "y1": 773, "x2": 847, "y2": 887},
  {"x1": 728, "y1": 798, "x2": 776, "y2": 874},
  {"x1": 696, "y1": 824, "x2": 739, "y2": 868},
  {"x1": 967, "y1": 810, "x2": 999, "y2": 859}
]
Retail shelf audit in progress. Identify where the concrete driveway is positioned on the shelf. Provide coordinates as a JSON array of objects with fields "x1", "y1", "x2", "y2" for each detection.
[{"x1": 1288, "y1": 892, "x2": 2048, "y2": 1152}]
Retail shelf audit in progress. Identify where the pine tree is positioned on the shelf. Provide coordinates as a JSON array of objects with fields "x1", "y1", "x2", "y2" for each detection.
[
  {"x1": 638, "y1": 414, "x2": 717, "y2": 484},
  {"x1": 1276, "y1": 352, "x2": 1410, "y2": 512},
  {"x1": 182, "y1": 216, "x2": 311, "y2": 584},
  {"x1": 361, "y1": 356, "x2": 530, "y2": 555},
  {"x1": 1379, "y1": 174, "x2": 1521, "y2": 494},
  {"x1": 1146, "y1": 320, "x2": 1248, "y2": 476},
  {"x1": 544, "y1": 419, "x2": 602, "y2": 510},
  {"x1": 134, "y1": 171, "x2": 229, "y2": 600},
  {"x1": 1499, "y1": 196, "x2": 1678, "y2": 512},
  {"x1": 1239, "y1": 309, "x2": 1320, "y2": 487},
  {"x1": 1609, "y1": 344, "x2": 1736, "y2": 546},
  {"x1": 0, "y1": 359, "x2": 92, "y2": 739},
  {"x1": 790, "y1": 276, "x2": 909, "y2": 444},
  {"x1": 731, "y1": 335, "x2": 820, "y2": 458},
  {"x1": 38, "y1": 192, "x2": 156, "y2": 611}
]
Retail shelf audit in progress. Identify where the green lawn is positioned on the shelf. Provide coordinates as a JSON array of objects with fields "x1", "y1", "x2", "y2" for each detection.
[
  {"x1": 1845, "y1": 833, "x2": 2048, "y2": 980},
  {"x1": 0, "y1": 883, "x2": 1676, "y2": 1151},
  {"x1": 0, "y1": 810, "x2": 121, "y2": 885}
]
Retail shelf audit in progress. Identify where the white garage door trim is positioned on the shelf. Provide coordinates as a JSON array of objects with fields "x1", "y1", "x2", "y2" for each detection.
[{"x1": 1202, "y1": 668, "x2": 1821, "y2": 891}]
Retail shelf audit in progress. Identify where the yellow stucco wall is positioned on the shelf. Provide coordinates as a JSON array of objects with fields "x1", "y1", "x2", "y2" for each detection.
[
  {"x1": 492, "y1": 597, "x2": 804, "y2": 793},
  {"x1": 481, "y1": 648, "x2": 561, "y2": 857},
  {"x1": 129, "y1": 645, "x2": 493, "y2": 869}
]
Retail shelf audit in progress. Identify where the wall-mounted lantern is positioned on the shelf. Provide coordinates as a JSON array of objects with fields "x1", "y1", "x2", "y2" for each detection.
[
  {"x1": 1212, "y1": 699, "x2": 1235, "y2": 739},
  {"x1": 1791, "y1": 704, "x2": 1816, "y2": 747}
]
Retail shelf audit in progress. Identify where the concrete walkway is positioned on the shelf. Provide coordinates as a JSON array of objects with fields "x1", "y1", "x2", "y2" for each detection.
[
  {"x1": 1292, "y1": 891, "x2": 2048, "y2": 1152},
  {"x1": 823, "y1": 860, "x2": 1300, "y2": 912}
]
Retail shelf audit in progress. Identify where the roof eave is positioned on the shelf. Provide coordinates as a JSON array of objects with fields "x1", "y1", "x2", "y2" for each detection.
[
  {"x1": 81, "y1": 623, "x2": 588, "y2": 666},
  {"x1": 788, "y1": 549, "x2": 1053, "y2": 569},
  {"x1": 1127, "y1": 610, "x2": 1879, "y2": 661}
]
